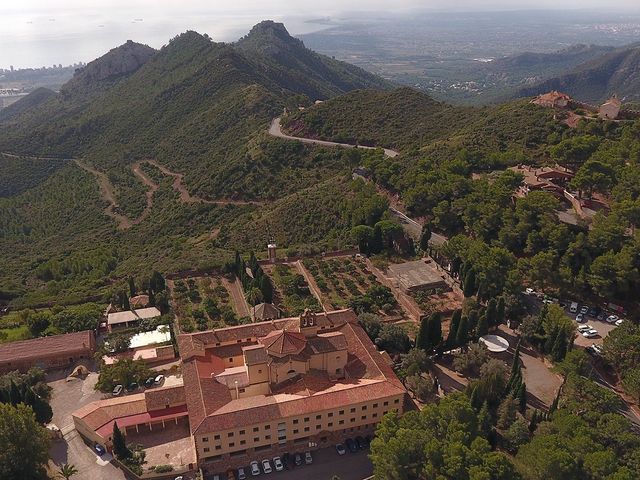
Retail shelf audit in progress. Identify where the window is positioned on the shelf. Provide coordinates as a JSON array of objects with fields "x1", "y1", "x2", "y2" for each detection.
[
  {"x1": 350, "y1": 408, "x2": 356, "y2": 413},
  {"x1": 265, "y1": 435, "x2": 271, "y2": 440},
  {"x1": 214, "y1": 435, "x2": 220, "y2": 440},
  {"x1": 254, "y1": 437, "x2": 259, "y2": 442},
  {"x1": 293, "y1": 429, "x2": 299, "y2": 434},
  {"x1": 240, "y1": 440, "x2": 246, "y2": 445},
  {"x1": 202, "y1": 437, "x2": 209, "y2": 442},
  {"x1": 239, "y1": 430, "x2": 245, "y2": 435},
  {"x1": 229, "y1": 442, "x2": 235, "y2": 447},
  {"x1": 328, "y1": 412, "x2": 333, "y2": 418},
  {"x1": 215, "y1": 445, "x2": 221, "y2": 450},
  {"x1": 237, "y1": 339, "x2": 242, "y2": 343},
  {"x1": 304, "y1": 417, "x2": 309, "y2": 423},
  {"x1": 228, "y1": 432, "x2": 234, "y2": 438},
  {"x1": 339, "y1": 420, "x2": 344, "y2": 425},
  {"x1": 258, "y1": 369, "x2": 262, "y2": 374},
  {"x1": 293, "y1": 419, "x2": 299, "y2": 425},
  {"x1": 328, "y1": 422, "x2": 333, "y2": 427},
  {"x1": 373, "y1": 403, "x2": 378, "y2": 408},
  {"x1": 316, "y1": 415, "x2": 321, "y2": 420},
  {"x1": 361, "y1": 415, "x2": 366, "y2": 420},
  {"x1": 362, "y1": 406, "x2": 367, "y2": 411},
  {"x1": 204, "y1": 447, "x2": 210, "y2": 453},
  {"x1": 316, "y1": 425, "x2": 321, "y2": 430},
  {"x1": 394, "y1": 399, "x2": 400, "y2": 404},
  {"x1": 336, "y1": 368, "x2": 341, "y2": 374},
  {"x1": 339, "y1": 410, "x2": 344, "y2": 415},
  {"x1": 350, "y1": 418, "x2": 355, "y2": 423},
  {"x1": 335, "y1": 355, "x2": 340, "y2": 360},
  {"x1": 228, "y1": 358, "x2": 233, "y2": 363},
  {"x1": 373, "y1": 413, "x2": 378, "y2": 419},
  {"x1": 383, "y1": 401, "x2": 389, "y2": 406},
  {"x1": 265, "y1": 425, "x2": 271, "y2": 430},
  {"x1": 304, "y1": 427, "x2": 310, "y2": 432},
  {"x1": 253, "y1": 427, "x2": 259, "y2": 432},
  {"x1": 239, "y1": 388, "x2": 245, "y2": 393}
]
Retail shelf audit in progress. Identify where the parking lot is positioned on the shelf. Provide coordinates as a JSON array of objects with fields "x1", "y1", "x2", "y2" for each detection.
[{"x1": 205, "y1": 446, "x2": 373, "y2": 480}]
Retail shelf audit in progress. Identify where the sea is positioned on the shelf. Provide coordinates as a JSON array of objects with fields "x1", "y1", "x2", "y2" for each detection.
[{"x1": 0, "y1": 6, "x2": 333, "y2": 70}]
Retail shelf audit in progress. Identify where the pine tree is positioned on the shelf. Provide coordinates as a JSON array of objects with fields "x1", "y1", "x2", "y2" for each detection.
[
  {"x1": 455, "y1": 316, "x2": 469, "y2": 347},
  {"x1": 112, "y1": 422, "x2": 129, "y2": 459},
  {"x1": 446, "y1": 310, "x2": 461, "y2": 348},
  {"x1": 419, "y1": 223, "x2": 432, "y2": 251},
  {"x1": 551, "y1": 332, "x2": 568, "y2": 362},
  {"x1": 128, "y1": 276, "x2": 136, "y2": 298},
  {"x1": 24, "y1": 388, "x2": 52, "y2": 424},
  {"x1": 478, "y1": 401, "x2": 492, "y2": 436},
  {"x1": 463, "y1": 269, "x2": 477, "y2": 297},
  {"x1": 517, "y1": 382, "x2": 527, "y2": 413},
  {"x1": 486, "y1": 298, "x2": 497, "y2": 328},
  {"x1": 496, "y1": 296, "x2": 506, "y2": 325}
]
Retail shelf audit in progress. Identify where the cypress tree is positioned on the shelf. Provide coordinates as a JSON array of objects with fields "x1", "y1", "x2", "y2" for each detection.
[
  {"x1": 428, "y1": 312, "x2": 442, "y2": 350},
  {"x1": 148, "y1": 288, "x2": 156, "y2": 306},
  {"x1": 469, "y1": 385, "x2": 480, "y2": 409},
  {"x1": 122, "y1": 293, "x2": 130, "y2": 311},
  {"x1": 478, "y1": 401, "x2": 492, "y2": 436},
  {"x1": 128, "y1": 276, "x2": 136, "y2": 298},
  {"x1": 486, "y1": 298, "x2": 497, "y2": 328},
  {"x1": 234, "y1": 251, "x2": 242, "y2": 276},
  {"x1": 9, "y1": 380, "x2": 21, "y2": 406},
  {"x1": 552, "y1": 332, "x2": 568, "y2": 362},
  {"x1": 528, "y1": 409, "x2": 539, "y2": 433},
  {"x1": 419, "y1": 223, "x2": 432, "y2": 251},
  {"x1": 455, "y1": 316, "x2": 469, "y2": 347},
  {"x1": 25, "y1": 388, "x2": 52, "y2": 424},
  {"x1": 468, "y1": 310, "x2": 480, "y2": 338},
  {"x1": 463, "y1": 269, "x2": 476, "y2": 297},
  {"x1": 416, "y1": 315, "x2": 431, "y2": 351},
  {"x1": 544, "y1": 325, "x2": 559, "y2": 354},
  {"x1": 477, "y1": 314, "x2": 489, "y2": 337},
  {"x1": 260, "y1": 275, "x2": 273, "y2": 304},
  {"x1": 496, "y1": 296, "x2": 506, "y2": 324},
  {"x1": 549, "y1": 388, "x2": 561, "y2": 414},
  {"x1": 446, "y1": 310, "x2": 462, "y2": 348},
  {"x1": 112, "y1": 422, "x2": 129, "y2": 459},
  {"x1": 517, "y1": 382, "x2": 528, "y2": 413}
]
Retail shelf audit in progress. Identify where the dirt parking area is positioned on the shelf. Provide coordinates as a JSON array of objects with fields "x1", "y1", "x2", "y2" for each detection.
[{"x1": 572, "y1": 317, "x2": 619, "y2": 347}]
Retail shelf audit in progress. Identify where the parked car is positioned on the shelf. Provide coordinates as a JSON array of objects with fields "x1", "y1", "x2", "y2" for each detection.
[
  {"x1": 588, "y1": 306, "x2": 600, "y2": 317},
  {"x1": 335, "y1": 443, "x2": 346, "y2": 455},
  {"x1": 237, "y1": 467, "x2": 246, "y2": 480},
  {"x1": 570, "y1": 302, "x2": 578, "y2": 313},
  {"x1": 261, "y1": 459, "x2": 273, "y2": 474},
  {"x1": 294, "y1": 453, "x2": 303, "y2": 466},
  {"x1": 112, "y1": 384, "x2": 123, "y2": 396},
  {"x1": 144, "y1": 377, "x2": 155, "y2": 388},
  {"x1": 304, "y1": 451, "x2": 313, "y2": 464},
  {"x1": 126, "y1": 382, "x2": 139, "y2": 392},
  {"x1": 355, "y1": 436, "x2": 366, "y2": 449},
  {"x1": 525, "y1": 288, "x2": 535, "y2": 295},
  {"x1": 580, "y1": 305, "x2": 589, "y2": 315},
  {"x1": 273, "y1": 457, "x2": 284, "y2": 472},
  {"x1": 615, "y1": 319, "x2": 624, "y2": 326},
  {"x1": 590, "y1": 344, "x2": 603, "y2": 356},
  {"x1": 94, "y1": 443, "x2": 106, "y2": 455},
  {"x1": 578, "y1": 325, "x2": 593, "y2": 333},
  {"x1": 282, "y1": 452, "x2": 290, "y2": 469},
  {"x1": 582, "y1": 328, "x2": 598, "y2": 338},
  {"x1": 249, "y1": 460, "x2": 260, "y2": 476},
  {"x1": 606, "y1": 315, "x2": 619, "y2": 324},
  {"x1": 346, "y1": 438, "x2": 358, "y2": 453},
  {"x1": 174, "y1": 476, "x2": 184, "y2": 480},
  {"x1": 575, "y1": 313, "x2": 585, "y2": 323},
  {"x1": 154, "y1": 374, "x2": 165, "y2": 385},
  {"x1": 363, "y1": 435, "x2": 372, "y2": 448},
  {"x1": 597, "y1": 312, "x2": 606, "y2": 321}
]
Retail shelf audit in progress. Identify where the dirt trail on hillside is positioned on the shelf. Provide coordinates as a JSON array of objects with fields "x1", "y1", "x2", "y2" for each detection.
[{"x1": 136, "y1": 159, "x2": 263, "y2": 206}]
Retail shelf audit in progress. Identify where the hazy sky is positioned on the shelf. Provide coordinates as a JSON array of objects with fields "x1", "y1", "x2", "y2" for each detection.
[{"x1": 1, "y1": 0, "x2": 639, "y2": 68}]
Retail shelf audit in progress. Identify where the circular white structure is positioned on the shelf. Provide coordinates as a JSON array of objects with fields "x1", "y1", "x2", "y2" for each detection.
[{"x1": 480, "y1": 334, "x2": 510, "y2": 353}]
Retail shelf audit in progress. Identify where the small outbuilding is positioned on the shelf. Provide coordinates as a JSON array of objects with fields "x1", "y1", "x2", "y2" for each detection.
[
  {"x1": 251, "y1": 303, "x2": 281, "y2": 322},
  {"x1": 388, "y1": 259, "x2": 449, "y2": 294}
]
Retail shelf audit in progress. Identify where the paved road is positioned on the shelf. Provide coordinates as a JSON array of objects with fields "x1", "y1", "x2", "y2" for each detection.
[{"x1": 268, "y1": 118, "x2": 399, "y2": 158}]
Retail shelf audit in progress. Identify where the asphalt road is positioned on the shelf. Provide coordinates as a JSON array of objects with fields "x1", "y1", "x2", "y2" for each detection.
[
  {"x1": 268, "y1": 117, "x2": 399, "y2": 158},
  {"x1": 388, "y1": 206, "x2": 447, "y2": 245}
]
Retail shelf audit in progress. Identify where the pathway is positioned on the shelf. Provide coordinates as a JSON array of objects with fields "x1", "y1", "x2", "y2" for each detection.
[
  {"x1": 268, "y1": 117, "x2": 399, "y2": 158},
  {"x1": 364, "y1": 258, "x2": 422, "y2": 321},
  {"x1": 222, "y1": 276, "x2": 251, "y2": 319},
  {"x1": 293, "y1": 260, "x2": 333, "y2": 312}
]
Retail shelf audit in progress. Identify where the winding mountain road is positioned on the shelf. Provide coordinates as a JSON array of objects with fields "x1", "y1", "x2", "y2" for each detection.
[{"x1": 268, "y1": 117, "x2": 399, "y2": 158}]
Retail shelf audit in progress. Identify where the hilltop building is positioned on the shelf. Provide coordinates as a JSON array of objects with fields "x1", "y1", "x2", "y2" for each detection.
[
  {"x1": 599, "y1": 95, "x2": 622, "y2": 120},
  {"x1": 532, "y1": 91, "x2": 571, "y2": 108},
  {"x1": 73, "y1": 309, "x2": 408, "y2": 473}
]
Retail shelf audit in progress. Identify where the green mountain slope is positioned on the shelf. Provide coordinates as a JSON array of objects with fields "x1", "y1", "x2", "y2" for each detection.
[
  {"x1": 516, "y1": 44, "x2": 640, "y2": 103},
  {"x1": 0, "y1": 87, "x2": 55, "y2": 122}
]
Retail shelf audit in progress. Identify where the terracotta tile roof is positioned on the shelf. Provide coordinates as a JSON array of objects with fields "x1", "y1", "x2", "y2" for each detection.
[
  {"x1": 259, "y1": 330, "x2": 307, "y2": 356},
  {"x1": 145, "y1": 385, "x2": 186, "y2": 412},
  {"x1": 179, "y1": 309, "x2": 407, "y2": 435},
  {"x1": 252, "y1": 303, "x2": 280, "y2": 320},
  {"x1": 0, "y1": 330, "x2": 94, "y2": 364},
  {"x1": 243, "y1": 345, "x2": 268, "y2": 365},
  {"x1": 73, "y1": 393, "x2": 147, "y2": 431}
]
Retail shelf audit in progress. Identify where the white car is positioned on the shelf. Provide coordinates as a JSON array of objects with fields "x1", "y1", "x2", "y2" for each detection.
[
  {"x1": 575, "y1": 313, "x2": 585, "y2": 323},
  {"x1": 582, "y1": 328, "x2": 598, "y2": 338},
  {"x1": 525, "y1": 288, "x2": 535, "y2": 295},
  {"x1": 272, "y1": 457, "x2": 284, "y2": 472},
  {"x1": 249, "y1": 461, "x2": 260, "y2": 476},
  {"x1": 577, "y1": 325, "x2": 592, "y2": 333},
  {"x1": 615, "y1": 319, "x2": 624, "y2": 326},
  {"x1": 606, "y1": 315, "x2": 619, "y2": 324},
  {"x1": 238, "y1": 467, "x2": 246, "y2": 480},
  {"x1": 305, "y1": 451, "x2": 313, "y2": 465},
  {"x1": 261, "y1": 459, "x2": 272, "y2": 474}
]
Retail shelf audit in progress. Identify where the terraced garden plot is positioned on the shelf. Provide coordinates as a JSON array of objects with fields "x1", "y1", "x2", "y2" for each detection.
[
  {"x1": 262, "y1": 263, "x2": 320, "y2": 317},
  {"x1": 171, "y1": 276, "x2": 239, "y2": 332}
]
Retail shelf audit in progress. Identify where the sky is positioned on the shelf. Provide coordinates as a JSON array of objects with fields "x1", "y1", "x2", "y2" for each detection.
[{"x1": 1, "y1": 0, "x2": 639, "y2": 69}]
